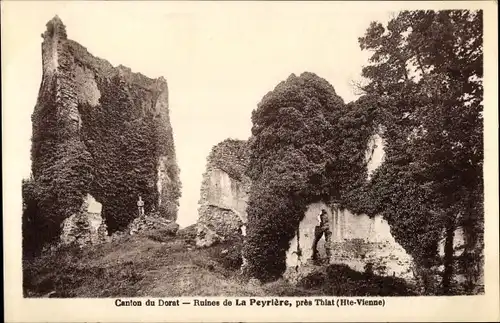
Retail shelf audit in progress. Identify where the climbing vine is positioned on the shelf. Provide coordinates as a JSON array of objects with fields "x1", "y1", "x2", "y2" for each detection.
[
  {"x1": 243, "y1": 72, "x2": 376, "y2": 281},
  {"x1": 79, "y1": 73, "x2": 179, "y2": 233},
  {"x1": 348, "y1": 10, "x2": 484, "y2": 294},
  {"x1": 28, "y1": 75, "x2": 94, "y2": 253},
  {"x1": 206, "y1": 139, "x2": 249, "y2": 181},
  {"x1": 25, "y1": 60, "x2": 181, "y2": 252}
]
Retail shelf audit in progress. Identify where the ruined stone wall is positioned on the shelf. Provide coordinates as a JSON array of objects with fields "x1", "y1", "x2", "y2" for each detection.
[
  {"x1": 365, "y1": 133, "x2": 385, "y2": 180},
  {"x1": 283, "y1": 133, "x2": 471, "y2": 285},
  {"x1": 60, "y1": 194, "x2": 108, "y2": 247},
  {"x1": 284, "y1": 202, "x2": 415, "y2": 281},
  {"x1": 27, "y1": 16, "x2": 180, "y2": 249},
  {"x1": 128, "y1": 213, "x2": 179, "y2": 236},
  {"x1": 283, "y1": 134, "x2": 415, "y2": 281},
  {"x1": 196, "y1": 139, "x2": 250, "y2": 247},
  {"x1": 196, "y1": 135, "x2": 418, "y2": 281}
]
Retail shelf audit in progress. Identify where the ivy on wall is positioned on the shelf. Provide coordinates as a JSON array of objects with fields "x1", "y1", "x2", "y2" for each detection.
[
  {"x1": 27, "y1": 74, "x2": 94, "y2": 254},
  {"x1": 243, "y1": 72, "x2": 377, "y2": 281},
  {"x1": 353, "y1": 10, "x2": 484, "y2": 294},
  {"x1": 79, "y1": 74, "x2": 159, "y2": 232},
  {"x1": 205, "y1": 139, "x2": 249, "y2": 181},
  {"x1": 24, "y1": 61, "x2": 180, "y2": 255}
]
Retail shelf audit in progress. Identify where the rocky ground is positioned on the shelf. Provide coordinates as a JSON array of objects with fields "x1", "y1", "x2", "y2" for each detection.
[{"x1": 23, "y1": 225, "x2": 416, "y2": 298}]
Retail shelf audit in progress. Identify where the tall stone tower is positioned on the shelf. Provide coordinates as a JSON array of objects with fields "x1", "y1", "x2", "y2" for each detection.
[{"x1": 27, "y1": 16, "x2": 181, "y2": 247}]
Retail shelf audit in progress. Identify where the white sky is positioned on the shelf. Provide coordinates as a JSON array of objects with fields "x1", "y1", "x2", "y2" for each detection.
[{"x1": 2, "y1": 1, "x2": 398, "y2": 227}]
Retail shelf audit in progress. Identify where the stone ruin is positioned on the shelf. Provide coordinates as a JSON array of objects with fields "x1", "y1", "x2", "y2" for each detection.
[
  {"x1": 283, "y1": 202, "x2": 415, "y2": 283},
  {"x1": 280, "y1": 133, "x2": 414, "y2": 282},
  {"x1": 197, "y1": 132, "x2": 477, "y2": 286},
  {"x1": 196, "y1": 139, "x2": 250, "y2": 247},
  {"x1": 31, "y1": 16, "x2": 180, "y2": 248},
  {"x1": 60, "y1": 194, "x2": 108, "y2": 248},
  {"x1": 60, "y1": 196, "x2": 181, "y2": 246},
  {"x1": 196, "y1": 134, "x2": 417, "y2": 283},
  {"x1": 128, "y1": 213, "x2": 180, "y2": 236}
]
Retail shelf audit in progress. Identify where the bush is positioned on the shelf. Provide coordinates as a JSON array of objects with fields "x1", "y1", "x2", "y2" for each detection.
[{"x1": 207, "y1": 235, "x2": 244, "y2": 272}]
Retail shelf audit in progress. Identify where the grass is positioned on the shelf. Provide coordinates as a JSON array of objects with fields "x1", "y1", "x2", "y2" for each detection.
[
  {"x1": 23, "y1": 225, "x2": 416, "y2": 298},
  {"x1": 296, "y1": 264, "x2": 416, "y2": 296}
]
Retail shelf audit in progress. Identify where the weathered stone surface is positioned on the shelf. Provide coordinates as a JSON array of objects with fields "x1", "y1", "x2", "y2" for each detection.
[
  {"x1": 43, "y1": 16, "x2": 176, "y2": 213},
  {"x1": 196, "y1": 224, "x2": 224, "y2": 248},
  {"x1": 284, "y1": 202, "x2": 415, "y2": 282},
  {"x1": 365, "y1": 133, "x2": 385, "y2": 180},
  {"x1": 60, "y1": 194, "x2": 108, "y2": 248},
  {"x1": 31, "y1": 16, "x2": 180, "y2": 244},
  {"x1": 129, "y1": 213, "x2": 179, "y2": 236},
  {"x1": 283, "y1": 135, "x2": 414, "y2": 282},
  {"x1": 195, "y1": 98, "x2": 474, "y2": 289},
  {"x1": 204, "y1": 169, "x2": 250, "y2": 222},
  {"x1": 196, "y1": 139, "x2": 250, "y2": 247},
  {"x1": 283, "y1": 133, "x2": 472, "y2": 285},
  {"x1": 196, "y1": 135, "x2": 418, "y2": 281}
]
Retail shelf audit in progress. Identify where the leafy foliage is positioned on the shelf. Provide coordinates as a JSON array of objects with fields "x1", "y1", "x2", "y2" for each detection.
[
  {"x1": 22, "y1": 177, "x2": 44, "y2": 258},
  {"x1": 206, "y1": 139, "x2": 249, "y2": 181},
  {"x1": 243, "y1": 72, "x2": 376, "y2": 281},
  {"x1": 28, "y1": 76, "x2": 94, "y2": 252},
  {"x1": 79, "y1": 74, "x2": 158, "y2": 232},
  {"x1": 244, "y1": 11, "x2": 483, "y2": 290},
  {"x1": 355, "y1": 10, "x2": 483, "y2": 294},
  {"x1": 25, "y1": 63, "x2": 181, "y2": 251}
]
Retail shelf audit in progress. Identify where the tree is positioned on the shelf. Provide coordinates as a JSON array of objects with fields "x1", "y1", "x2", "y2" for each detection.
[
  {"x1": 357, "y1": 10, "x2": 483, "y2": 294},
  {"x1": 243, "y1": 73, "x2": 345, "y2": 281},
  {"x1": 243, "y1": 72, "x2": 377, "y2": 281}
]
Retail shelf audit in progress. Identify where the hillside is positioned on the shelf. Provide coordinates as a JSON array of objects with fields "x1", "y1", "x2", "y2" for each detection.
[{"x1": 23, "y1": 226, "x2": 416, "y2": 298}]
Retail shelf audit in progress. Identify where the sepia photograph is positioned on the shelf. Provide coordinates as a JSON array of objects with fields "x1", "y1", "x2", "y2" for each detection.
[{"x1": 2, "y1": 0, "x2": 499, "y2": 322}]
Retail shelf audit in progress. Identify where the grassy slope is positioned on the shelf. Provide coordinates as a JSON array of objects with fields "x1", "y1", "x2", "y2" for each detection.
[{"x1": 23, "y1": 226, "x2": 415, "y2": 298}]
